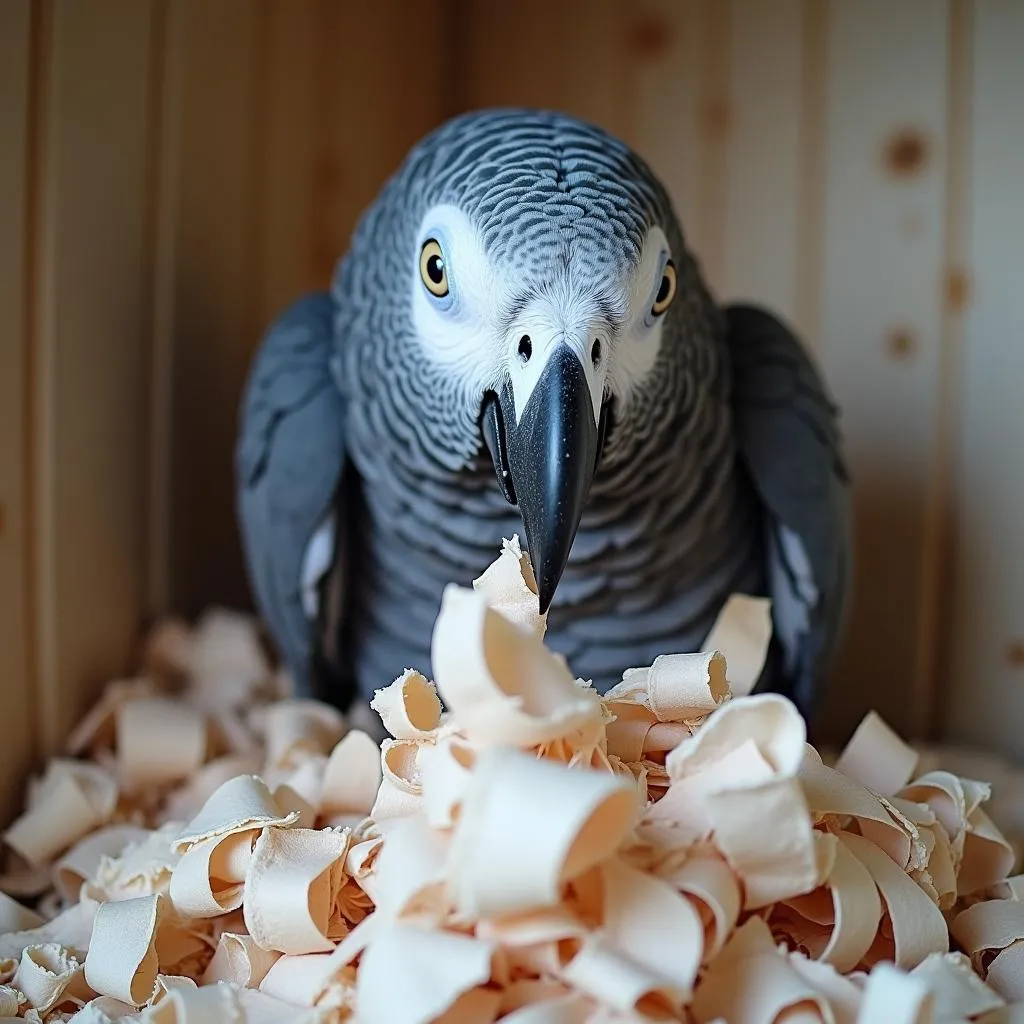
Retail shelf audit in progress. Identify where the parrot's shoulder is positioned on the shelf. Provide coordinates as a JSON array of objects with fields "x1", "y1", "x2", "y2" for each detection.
[
  {"x1": 721, "y1": 302, "x2": 853, "y2": 720},
  {"x1": 237, "y1": 291, "x2": 346, "y2": 489},
  {"x1": 723, "y1": 303, "x2": 850, "y2": 502},
  {"x1": 234, "y1": 290, "x2": 350, "y2": 697}
]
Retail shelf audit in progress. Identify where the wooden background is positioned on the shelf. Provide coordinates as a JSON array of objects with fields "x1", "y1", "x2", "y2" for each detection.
[{"x1": 0, "y1": 0, "x2": 1021, "y2": 823}]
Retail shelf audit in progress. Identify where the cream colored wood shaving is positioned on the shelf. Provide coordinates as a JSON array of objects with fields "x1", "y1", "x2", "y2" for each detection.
[
  {"x1": 699, "y1": 594, "x2": 772, "y2": 699},
  {"x1": 1, "y1": 536, "x2": 1023, "y2": 1022},
  {"x1": 84, "y1": 895, "x2": 163, "y2": 1006},
  {"x1": 115, "y1": 699, "x2": 208, "y2": 797},
  {"x1": 472, "y1": 535, "x2": 547, "y2": 641}
]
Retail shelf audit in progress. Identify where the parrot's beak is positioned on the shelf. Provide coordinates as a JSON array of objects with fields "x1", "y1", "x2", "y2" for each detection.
[{"x1": 481, "y1": 347, "x2": 610, "y2": 614}]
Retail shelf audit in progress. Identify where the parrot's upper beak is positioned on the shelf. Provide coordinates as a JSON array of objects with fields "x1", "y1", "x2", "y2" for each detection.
[{"x1": 481, "y1": 347, "x2": 610, "y2": 614}]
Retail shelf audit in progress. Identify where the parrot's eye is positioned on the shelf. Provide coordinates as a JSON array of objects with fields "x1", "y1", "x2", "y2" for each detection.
[
  {"x1": 419, "y1": 239, "x2": 449, "y2": 298},
  {"x1": 651, "y1": 260, "x2": 677, "y2": 317}
]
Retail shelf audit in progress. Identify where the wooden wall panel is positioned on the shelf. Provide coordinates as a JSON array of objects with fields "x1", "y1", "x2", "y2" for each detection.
[
  {"x1": 167, "y1": 0, "x2": 263, "y2": 617},
  {"x1": 315, "y1": 0, "x2": 457, "y2": 285},
  {"x1": 259, "y1": 0, "x2": 457, "y2": 344},
  {"x1": 629, "y1": 1, "x2": 719, "y2": 286},
  {"x1": 0, "y1": 1, "x2": 36, "y2": 824},
  {"x1": 457, "y1": 0, "x2": 634, "y2": 143},
  {"x1": 167, "y1": 0, "x2": 453, "y2": 617},
  {"x1": 816, "y1": 0, "x2": 952, "y2": 741},
  {"x1": 944, "y1": 0, "x2": 1024, "y2": 758},
  {"x1": 720, "y1": 0, "x2": 806, "y2": 333},
  {"x1": 146, "y1": 0, "x2": 184, "y2": 617},
  {"x1": 257, "y1": 0, "x2": 323, "y2": 332},
  {"x1": 31, "y1": 0, "x2": 158, "y2": 754},
  {"x1": 5, "y1": 0, "x2": 1024, "y2": 780}
]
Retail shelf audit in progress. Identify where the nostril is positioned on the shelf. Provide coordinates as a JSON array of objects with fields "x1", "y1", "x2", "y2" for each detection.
[
  {"x1": 591, "y1": 338, "x2": 602, "y2": 366},
  {"x1": 518, "y1": 335, "x2": 532, "y2": 363}
]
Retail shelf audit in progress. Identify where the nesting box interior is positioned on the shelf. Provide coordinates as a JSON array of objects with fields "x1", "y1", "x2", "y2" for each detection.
[{"x1": 1, "y1": 0, "x2": 1022, "y2": 827}]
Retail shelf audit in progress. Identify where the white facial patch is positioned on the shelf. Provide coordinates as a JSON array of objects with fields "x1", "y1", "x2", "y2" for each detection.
[
  {"x1": 504, "y1": 282, "x2": 609, "y2": 429},
  {"x1": 410, "y1": 209, "x2": 673, "y2": 415},
  {"x1": 609, "y1": 225, "x2": 673, "y2": 402},
  {"x1": 410, "y1": 205, "x2": 505, "y2": 393}
]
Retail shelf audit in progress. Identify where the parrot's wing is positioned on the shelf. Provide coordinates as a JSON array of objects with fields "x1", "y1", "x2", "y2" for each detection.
[
  {"x1": 723, "y1": 303, "x2": 853, "y2": 719},
  {"x1": 235, "y1": 292, "x2": 347, "y2": 697}
]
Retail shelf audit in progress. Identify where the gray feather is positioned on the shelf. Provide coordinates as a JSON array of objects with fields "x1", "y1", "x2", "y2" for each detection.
[
  {"x1": 723, "y1": 303, "x2": 853, "y2": 718},
  {"x1": 235, "y1": 292, "x2": 346, "y2": 696}
]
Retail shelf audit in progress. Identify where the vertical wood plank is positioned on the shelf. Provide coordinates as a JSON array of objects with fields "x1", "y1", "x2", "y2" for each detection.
[
  {"x1": 0, "y1": 0, "x2": 36, "y2": 822},
  {"x1": 796, "y1": 0, "x2": 828, "y2": 355},
  {"x1": 944, "y1": 0, "x2": 1024, "y2": 758},
  {"x1": 32, "y1": 0, "x2": 158, "y2": 753},
  {"x1": 258, "y1": 0, "x2": 323, "y2": 329},
  {"x1": 720, "y1": 0, "x2": 805, "y2": 330},
  {"x1": 817, "y1": 0, "x2": 951, "y2": 741},
  {"x1": 167, "y1": 0, "x2": 454, "y2": 617},
  {"x1": 168, "y1": 0, "x2": 262, "y2": 615},
  {"x1": 146, "y1": 0, "x2": 184, "y2": 618},
  {"x1": 457, "y1": 0, "x2": 633, "y2": 144},
  {"x1": 629, "y1": 0, "x2": 714, "y2": 280},
  {"x1": 313, "y1": 0, "x2": 455, "y2": 283},
  {"x1": 914, "y1": 0, "x2": 971, "y2": 740},
  {"x1": 696, "y1": 0, "x2": 730, "y2": 294}
]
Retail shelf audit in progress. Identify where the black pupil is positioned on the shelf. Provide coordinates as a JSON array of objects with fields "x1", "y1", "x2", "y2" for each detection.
[
  {"x1": 427, "y1": 254, "x2": 445, "y2": 284},
  {"x1": 656, "y1": 272, "x2": 671, "y2": 304}
]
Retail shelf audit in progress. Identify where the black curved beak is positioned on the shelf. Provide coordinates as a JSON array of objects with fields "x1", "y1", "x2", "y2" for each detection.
[{"x1": 481, "y1": 347, "x2": 610, "y2": 614}]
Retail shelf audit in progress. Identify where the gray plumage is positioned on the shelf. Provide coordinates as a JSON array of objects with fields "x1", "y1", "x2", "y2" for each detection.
[
  {"x1": 235, "y1": 108, "x2": 851, "y2": 725},
  {"x1": 236, "y1": 294, "x2": 346, "y2": 696}
]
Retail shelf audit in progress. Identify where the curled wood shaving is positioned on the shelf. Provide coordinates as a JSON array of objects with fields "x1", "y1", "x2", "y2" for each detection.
[{"x1": 0, "y1": 536, "x2": 1021, "y2": 1022}]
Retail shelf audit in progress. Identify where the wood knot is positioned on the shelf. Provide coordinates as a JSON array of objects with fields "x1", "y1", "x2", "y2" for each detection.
[
  {"x1": 945, "y1": 268, "x2": 971, "y2": 313},
  {"x1": 627, "y1": 14, "x2": 673, "y2": 58},
  {"x1": 887, "y1": 328, "x2": 915, "y2": 360},
  {"x1": 884, "y1": 128, "x2": 928, "y2": 178},
  {"x1": 314, "y1": 159, "x2": 342, "y2": 195},
  {"x1": 1006, "y1": 641, "x2": 1024, "y2": 669},
  {"x1": 699, "y1": 96, "x2": 732, "y2": 140}
]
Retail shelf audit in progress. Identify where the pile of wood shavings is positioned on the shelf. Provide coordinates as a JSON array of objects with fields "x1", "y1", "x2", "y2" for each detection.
[{"x1": 2, "y1": 538, "x2": 1024, "y2": 1023}]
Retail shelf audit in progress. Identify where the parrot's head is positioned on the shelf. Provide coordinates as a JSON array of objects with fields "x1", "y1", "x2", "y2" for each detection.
[{"x1": 339, "y1": 109, "x2": 718, "y2": 613}]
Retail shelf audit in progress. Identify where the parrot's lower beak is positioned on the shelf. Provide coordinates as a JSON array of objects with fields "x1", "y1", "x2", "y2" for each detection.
[{"x1": 481, "y1": 347, "x2": 610, "y2": 614}]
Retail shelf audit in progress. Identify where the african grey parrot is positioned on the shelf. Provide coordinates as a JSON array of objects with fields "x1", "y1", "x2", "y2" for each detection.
[{"x1": 235, "y1": 108, "x2": 851, "y2": 727}]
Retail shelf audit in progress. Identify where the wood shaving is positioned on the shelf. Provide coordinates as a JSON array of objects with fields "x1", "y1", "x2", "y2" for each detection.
[{"x1": 1, "y1": 535, "x2": 1023, "y2": 1022}]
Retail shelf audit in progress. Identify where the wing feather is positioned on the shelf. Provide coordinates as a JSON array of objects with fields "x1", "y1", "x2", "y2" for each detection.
[
  {"x1": 235, "y1": 292, "x2": 347, "y2": 696},
  {"x1": 724, "y1": 303, "x2": 853, "y2": 718}
]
